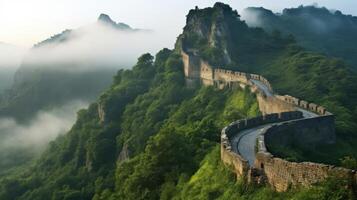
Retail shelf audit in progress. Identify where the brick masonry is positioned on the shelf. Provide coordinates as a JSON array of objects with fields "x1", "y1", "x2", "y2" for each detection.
[{"x1": 181, "y1": 49, "x2": 356, "y2": 192}]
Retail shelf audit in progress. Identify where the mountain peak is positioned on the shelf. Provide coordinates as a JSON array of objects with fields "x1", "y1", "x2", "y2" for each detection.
[
  {"x1": 98, "y1": 13, "x2": 116, "y2": 25},
  {"x1": 97, "y1": 13, "x2": 132, "y2": 30}
]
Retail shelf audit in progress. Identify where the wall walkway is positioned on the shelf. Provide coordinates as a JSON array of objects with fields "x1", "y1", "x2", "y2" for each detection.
[{"x1": 182, "y1": 50, "x2": 356, "y2": 192}]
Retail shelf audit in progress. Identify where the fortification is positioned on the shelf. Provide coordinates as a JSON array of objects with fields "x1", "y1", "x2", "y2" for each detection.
[
  {"x1": 181, "y1": 51, "x2": 201, "y2": 87},
  {"x1": 180, "y1": 49, "x2": 356, "y2": 192},
  {"x1": 256, "y1": 125, "x2": 355, "y2": 192}
]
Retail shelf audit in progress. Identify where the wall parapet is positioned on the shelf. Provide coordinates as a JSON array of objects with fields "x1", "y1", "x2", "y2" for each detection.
[
  {"x1": 221, "y1": 111, "x2": 304, "y2": 182},
  {"x1": 276, "y1": 95, "x2": 331, "y2": 116},
  {"x1": 182, "y1": 48, "x2": 330, "y2": 117},
  {"x1": 180, "y1": 49, "x2": 356, "y2": 192},
  {"x1": 256, "y1": 122, "x2": 355, "y2": 192}
]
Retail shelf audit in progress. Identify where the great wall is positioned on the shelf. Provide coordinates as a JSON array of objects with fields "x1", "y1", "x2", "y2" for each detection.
[{"x1": 181, "y1": 50, "x2": 357, "y2": 192}]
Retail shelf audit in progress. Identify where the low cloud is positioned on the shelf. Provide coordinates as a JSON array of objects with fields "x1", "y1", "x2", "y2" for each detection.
[
  {"x1": 0, "y1": 18, "x2": 173, "y2": 169},
  {"x1": 0, "y1": 101, "x2": 88, "y2": 169},
  {"x1": 0, "y1": 43, "x2": 26, "y2": 69},
  {"x1": 23, "y1": 22, "x2": 171, "y2": 72},
  {"x1": 241, "y1": 5, "x2": 343, "y2": 34},
  {"x1": 240, "y1": 8, "x2": 265, "y2": 28},
  {"x1": 0, "y1": 43, "x2": 26, "y2": 91}
]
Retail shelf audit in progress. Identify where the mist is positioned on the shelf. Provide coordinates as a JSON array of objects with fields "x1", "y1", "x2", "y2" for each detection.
[
  {"x1": 0, "y1": 43, "x2": 26, "y2": 92},
  {"x1": 240, "y1": 8, "x2": 266, "y2": 28},
  {"x1": 22, "y1": 22, "x2": 172, "y2": 72},
  {"x1": 0, "y1": 42, "x2": 26, "y2": 69},
  {"x1": 0, "y1": 18, "x2": 175, "y2": 170},
  {"x1": 240, "y1": 5, "x2": 344, "y2": 34},
  {"x1": 0, "y1": 100, "x2": 87, "y2": 170}
]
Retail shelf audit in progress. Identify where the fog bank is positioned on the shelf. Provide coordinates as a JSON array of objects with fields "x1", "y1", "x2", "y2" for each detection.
[
  {"x1": 0, "y1": 101, "x2": 88, "y2": 169},
  {"x1": 23, "y1": 22, "x2": 172, "y2": 72}
]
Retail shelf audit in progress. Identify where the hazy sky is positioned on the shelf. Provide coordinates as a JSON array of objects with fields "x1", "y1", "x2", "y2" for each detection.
[{"x1": 1, "y1": 0, "x2": 357, "y2": 47}]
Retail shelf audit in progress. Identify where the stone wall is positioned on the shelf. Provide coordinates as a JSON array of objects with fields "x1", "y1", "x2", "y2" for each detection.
[
  {"x1": 200, "y1": 60, "x2": 215, "y2": 86},
  {"x1": 265, "y1": 115, "x2": 336, "y2": 148},
  {"x1": 277, "y1": 95, "x2": 330, "y2": 116},
  {"x1": 221, "y1": 111, "x2": 304, "y2": 182},
  {"x1": 256, "y1": 95, "x2": 295, "y2": 115},
  {"x1": 256, "y1": 126, "x2": 355, "y2": 192},
  {"x1": 181, "y1": 51, "x2": 201, "y2": 80},
  {"x1": 221, "y1": 142, "x2": 250, "y2": 178},
  {"x1": 180, "y1": 50, "x2": 356, "y2": 192},
  {"x1": 255, "y1": 151, "x2": 356, "y2": 192},
  {"x1": 214, "y1": 68, "x2": 249, "y2": 84}
]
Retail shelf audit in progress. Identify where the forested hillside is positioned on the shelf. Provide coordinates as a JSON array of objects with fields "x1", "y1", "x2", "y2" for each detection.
[
  {"x1": 179, "y1": 2, "x2": 357, "y2": 165},
  {"x1": 0, "y1": 14, "x2": 145, "y2": 174},
  {"x1": 242, "y1": 5, "x2": 357, "y2": 70},
  {"x1": 1, "y1": 3, "x2": 356, "y2": 200},
  {"x1": 0, "y1": 14, "x2": 136, "y2": 121}
]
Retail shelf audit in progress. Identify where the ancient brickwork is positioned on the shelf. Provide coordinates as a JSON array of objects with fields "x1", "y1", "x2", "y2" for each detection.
[
  {"x1": 200, "y1": 60, "x2": 215, "y2": 85},
  {"x1": 180, "y1": 49, "x2": 356, "y2": 191},
  {"x1": 221, "y1": 111, "x2": 304, "y2": 182},
  {"x1": 181, "y1": 51, "x2": 201, "y2": 86},
  {"x1": 265, "y1": 116, "x2": 336, "y2": 148},
  {"x1": 256, "y1": 126, "x2": 355, "y2": 192},
  {"x1": 256, "y1": 95, "x2": 295, "y2": 115},
  {"x1": 221, "y1": 142, "x2": 250, "y2": 178},
  {"x1": 277, "y1": 95, "x2": 330, "y2": 116}
]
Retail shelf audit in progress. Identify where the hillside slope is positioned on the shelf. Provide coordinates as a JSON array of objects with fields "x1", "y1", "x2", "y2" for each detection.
[
  {"x1": 242, "y1": 5, "x2": 357, "y2": 70},
  {"x1": 0, "y1": 42, "x2": 25, "y2": 93},
  {"x1": 0, "y1": 14, "x2": 137, "y2": 121},
  {"x1": 0, "y1": 14, "x2": 143, "y2": 174},
  {"x1": 0, "y1": 3, "x2": 356, "y2": 200}
]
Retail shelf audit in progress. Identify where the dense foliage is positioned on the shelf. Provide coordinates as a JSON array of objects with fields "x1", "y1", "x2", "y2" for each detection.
[
  {"x1": 180, "y1": 2, "x2": 357, "y2": 166},
  {"x1": 1, "y1": 3, "x2": 356, "y2": 200},
  {"x1": 243, "y1": 6, "x2": 357, "y2": 70},
  {"x1": 0, "y1": 48, "x2": 260, "y2": 199},
  {"x1": 256, "y1": 46, "x2": 357, "y2": 166}
]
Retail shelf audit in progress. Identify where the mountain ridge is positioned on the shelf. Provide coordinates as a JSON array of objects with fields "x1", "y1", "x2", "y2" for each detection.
[
  {"x1": 0, "y1": 3, "x2": 356, "y2": 200},
  {"x1": 241, "y1": 5, "x2": 357, "y2": 69}
]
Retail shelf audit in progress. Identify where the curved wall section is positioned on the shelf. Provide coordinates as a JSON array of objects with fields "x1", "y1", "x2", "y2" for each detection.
[
  {"x1": 265, "y1": 115, "x2": 336, "y2": 148},
  {"x1": 256, "y1": 124, "x2": 355, "y2": 192},
  {"x1": 181, "y1": 49, "x2": 356, "y2": 191}
]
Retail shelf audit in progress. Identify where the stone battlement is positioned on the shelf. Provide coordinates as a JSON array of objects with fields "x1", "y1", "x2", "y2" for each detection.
[
  {"x1": 256, "y1": 122, "x2": 355, "y2": 192},
  {"x1": 276, "y1": 95, "x2": 330, "y2": 116},
  {"x1": 221, "y1": 111, "x2": 304, "y2": 182},
  {"x1": 180, "y1": 49, "x2": 357, "y2": 192}
]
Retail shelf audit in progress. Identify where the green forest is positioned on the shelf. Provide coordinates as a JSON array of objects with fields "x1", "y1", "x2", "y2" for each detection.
[{"x1": 1, "y1": 3, "x2": 357, "y2": 200}]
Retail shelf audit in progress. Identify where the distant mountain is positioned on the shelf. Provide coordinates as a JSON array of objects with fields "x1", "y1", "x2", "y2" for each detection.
[
  {"x1": 241, "y1": 5, "x2": 357, "y2": 69},
  {"x1": 34, "y1": 14, "x2": 135, "y2": 49},
  {"x1": 1, "y1": 3, "x2": 356, "y2": 200},
  {"x1": 97, "y1": 13, "x2": 133, "y2": 30},
  {"x1": 0, "y1": 14, "x2": 150, "y2": 174},
  {"x1": 0, "y1": 14, "x2": 141, "y2": 121},
  {"x1": 0, "y1": 42, "x2": 25, "y2": 93}
]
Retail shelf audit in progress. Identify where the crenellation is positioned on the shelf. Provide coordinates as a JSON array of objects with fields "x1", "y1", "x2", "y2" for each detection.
[
  {"x1": 317, "y1": 106, "x2": 326, "y2": 115},
  {"x1": 299, "y1": 100, "x2": 308, "y2": 109},
  {"x1": 308, "y1": 103, "x2": 318, "y2": 112},
  {"x1": 180, "y1": 50, "x2": 355, "y2": 192}
]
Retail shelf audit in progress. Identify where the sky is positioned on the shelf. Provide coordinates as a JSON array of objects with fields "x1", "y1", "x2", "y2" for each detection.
[{"x1": 1, "y1": 0, "x2": 357, "y2": 48}]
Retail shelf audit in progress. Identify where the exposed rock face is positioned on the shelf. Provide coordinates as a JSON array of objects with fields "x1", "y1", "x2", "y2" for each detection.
[
  {"x1": 117, "y1": 144, "x2": 131, "y2": 163},
  {"x1": 86, "y1": 152, "x2": 93, "y2": 172},
  {"x1": 97, "y1": 102, "x2": 106, "y2": 123},
  {"x1": 180, "y1": 3, "x2": 246, "y2": 65}
]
